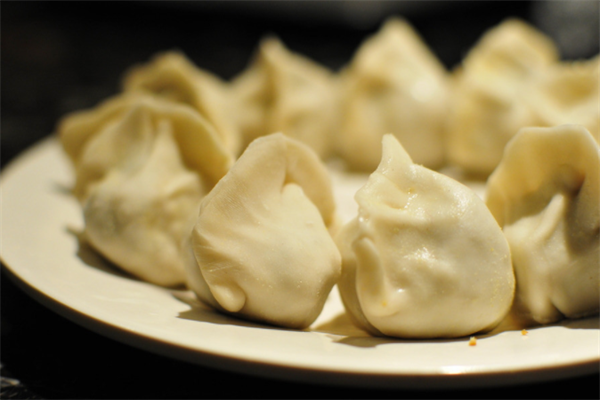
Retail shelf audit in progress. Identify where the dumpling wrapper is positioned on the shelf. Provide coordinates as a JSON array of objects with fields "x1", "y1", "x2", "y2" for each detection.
[
  {"x1": 84, "y1": 107, "x2": 205, "y2": 287},
  {"x1": 231, "y1": 37, "x2": 338, "y2": 159},
  {"x1": 122, "y1": 51, "x2": 241, "y2": 155},
  {"x1": 337, "y1": 18, "x2": 449, "y2": 172},
  {"x1": 59, "y1": 94, "x2": 232, "y2": 200},
  {"x1": 446, "y1": 19, "x2": 559, "y2": 176},
  {"x1": 186, "y1": 133, "x2": 341, "y2": 329},
  {"x1": 59, "y1": 92, "x2": 145, "y2": 167},
  {"x1": 525, "y1": 56, "x2": 600, "y2": 143},
  {"x1": 486, "y1": 124, "x2": 599, "y2": 324},
  {"x1": 336, "y1": 134, "x2": 515, "y2": 338}
]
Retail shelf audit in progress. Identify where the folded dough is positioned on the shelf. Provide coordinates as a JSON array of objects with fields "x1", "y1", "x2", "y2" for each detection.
[
  {"x1": 486, "y1": 125, "x2": 599, "y2": 324},
  {"x1": 84, "y1": 106, "x2": 205, "y2": 286},
  {"x1": 337, "y1": 18, "x2": 449, "y2": 172},
  {"x1": 59, "y1": 92, "x2": 145, "y2": 168},
  {"x1": 59, "y1": 94, "x2": 232, "y2": 200},
  {"x1": 230, "y1": 38, "x2": 338, "y2": 159},
  {"x1": 525, "y1": 56, "x2": 600, "y2": 143},
  {"x1": 122, "y1": 51, "x2": 241, "y2": 155},
  {"x1": 336, "y1": 134, "x2": 515, "y2": 338},
  {"x1": 71, "y1": 97, "x2": 233, "y2": 287},
  {"x1": 446, "y1": 19, "x2": 559, "y2": 176},
  {"x1": 186, "y1": 133, "x2": 341, "y2": 329}
]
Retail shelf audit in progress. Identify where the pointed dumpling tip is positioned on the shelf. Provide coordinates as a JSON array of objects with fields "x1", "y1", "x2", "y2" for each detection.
[{"x1": 378, "y1": 134, "x2": 413, "y2": 172}]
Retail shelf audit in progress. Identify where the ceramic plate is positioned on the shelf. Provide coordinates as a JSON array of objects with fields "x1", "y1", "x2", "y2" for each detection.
[{"x1": 1, "y1": 138, "x2": 598, "y2": 389}]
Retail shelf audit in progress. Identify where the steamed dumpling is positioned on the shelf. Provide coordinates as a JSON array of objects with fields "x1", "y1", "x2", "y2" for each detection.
[
  {"x1": 336, "y1": 134, "x2": 515, "y2": 338},
  {"x1": 59, "y1": 94, "x2": 232, "y2": 200},
  {"x1": 77, "y1": 99, "x2": 233, "y2": 287},
  {"x1": 84, "y1": 108, "x2": 204, "y2": 286},
  {"x1": 186, "y1": 133, "x2": 341, "y2": 329},
  {"x1": 122, "y1": 51, "x2": 241, "y2": 155},
  {"x1": 337, "y1": 18, "x2": 449, "y2": 172},
  {"x1": 486, "y1": 125, "x2": 599, "y2": 324},
  {"x1": 446, "y1": 19, "x2": 559, "y2": 176},
  {"x1": 231, "y1": 38, "x2": 338, "y2": 158},
  {"x1": 525, "y1": 57, "x2": 600, "y2": 143}
]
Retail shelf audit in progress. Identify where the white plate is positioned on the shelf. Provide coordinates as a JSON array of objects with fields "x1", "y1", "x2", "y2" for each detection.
[{"x1": 1, "y1": 137, "x2": 599, "y2": 389}]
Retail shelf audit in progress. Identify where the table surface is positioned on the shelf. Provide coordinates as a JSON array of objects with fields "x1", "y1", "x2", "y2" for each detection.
[{"x1": 2, "y1": 2, "x2": 599, "y2": 398}]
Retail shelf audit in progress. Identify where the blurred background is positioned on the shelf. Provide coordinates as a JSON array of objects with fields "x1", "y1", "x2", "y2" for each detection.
[
  {"x1": 2, "y1": 1, "x2": 599, "y2": 398},
  {"x1": 3, "y1": 1, "x2": 599, "y2": 168}
]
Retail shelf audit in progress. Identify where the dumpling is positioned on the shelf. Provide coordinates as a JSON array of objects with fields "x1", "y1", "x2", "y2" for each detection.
[
  {"x1": 336, "y1": 134, "x2": 515, "y2": 338},
  {"x1": 486, "y1": 125, "x2": 599, "y2": 324},
  {"x1": 446, "y1": 19, "x2": 559, "y2": 176},
  {"x1": 59, "y1": 94, "x2": 232, "y2": 200},
  {"x1": 76, "y1": 98, "x2": 232, "y2": 287},
  {"x1": 337, "y1": 18, "x2": 449, "y2": 172},
  {"x1": 230, "y1": 38, "x2": 338, "y2": 159},
  {"x1": 525, "y1": 56, "x2": 600, "y2": 143},
  {"x1": 186, "y1": 133, "x2": 341, "y2": 329},
  {"x1": 59, "y1": 92, "x2": 145, "y2": 169},
  {"x1": 84, "y1": 107, "x2": 204, "y2": 286},
  {"x1": 122, "y1": 51, "x2": 241, "y2": 155}
]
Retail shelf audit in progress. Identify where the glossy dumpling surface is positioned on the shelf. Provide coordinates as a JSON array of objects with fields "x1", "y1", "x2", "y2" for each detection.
[
  {"x1": 336, "y1": 134, "x2": 515, "y2": 338},
  {"x1": 187, "y1": 133, "x2": 340, "y2": 329},
  {"x1": 486, "y1": 124, "x2": 599, "y2": 324}
]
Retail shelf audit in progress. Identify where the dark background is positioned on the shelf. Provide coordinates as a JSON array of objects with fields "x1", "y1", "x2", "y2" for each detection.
[{"x1": 2, "y1": 1, "x2": 599, "y2": 398}]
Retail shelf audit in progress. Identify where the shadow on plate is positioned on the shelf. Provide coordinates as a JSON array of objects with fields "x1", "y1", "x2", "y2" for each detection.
[
  {"x1": 480, "y1": 301, "x2": 600, "y2": 338},
  {"x1": 173, "y1": 286, "x2": 600, "y2": 350},
  {"x1": 172, "y1": 290, "x2": 297, "y2": 332},
  {"x1": 172, "y1": 290, "x2": 507, "y2": 348},
  {"x1": 66, "y1": 221, "x2": 599, "y2": 346}
]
